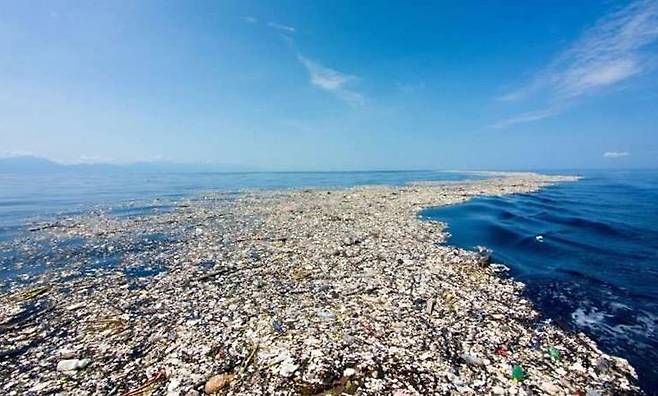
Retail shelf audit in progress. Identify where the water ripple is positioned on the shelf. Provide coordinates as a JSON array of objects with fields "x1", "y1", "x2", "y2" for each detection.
[{"x1": 421, "y1": 170, "x2": 658, "y2": 393}]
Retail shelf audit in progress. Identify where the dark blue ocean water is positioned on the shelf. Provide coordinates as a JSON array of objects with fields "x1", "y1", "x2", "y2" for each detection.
[{"x1": 420, "y1": 170, "x2": 658, "y2": 393}]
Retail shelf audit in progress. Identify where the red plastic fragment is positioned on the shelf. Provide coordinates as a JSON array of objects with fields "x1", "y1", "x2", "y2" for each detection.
[{"x1": 495, "y1": 347, "x2": 509, "y2": 357}]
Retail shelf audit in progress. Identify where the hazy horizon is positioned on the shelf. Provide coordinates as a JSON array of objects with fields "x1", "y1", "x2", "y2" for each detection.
[
  {"x1": 1, "y1": 1, "x2": 657, "y2": 170},
  {"x1": 3, "y1": 153, "x2": 658, "y2": 173}
]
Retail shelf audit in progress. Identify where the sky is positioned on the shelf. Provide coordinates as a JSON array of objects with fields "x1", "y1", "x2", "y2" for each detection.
[{"x1": 1, "y1": 0, "x2": 657, "y2": 170}]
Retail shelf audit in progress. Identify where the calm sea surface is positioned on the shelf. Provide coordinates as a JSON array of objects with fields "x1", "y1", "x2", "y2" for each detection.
[
  {"x1": 421, "y1": 170, "x2": 658, "y2": 393},
  {"x1": 0, "y1": 170, "x2": 479, "y2": 242},
  {"x1": 1, "y1": 169, "x2": 656, "y2": 392}
]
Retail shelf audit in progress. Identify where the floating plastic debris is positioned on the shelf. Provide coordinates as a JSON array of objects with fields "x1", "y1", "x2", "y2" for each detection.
[
  {"x1": 548, "y1": 346, "x2": 561, "y2": 360},
  {"x1": 511, "y1": 364, "x2": 525, "y2": 382},
  {"x1": 0, "y1": 173, "x2": 640, "y2": 394},
  {"x1": 271, "y1": 318, "x2": 284, "y2": 333},
  {"x1": 495, "y1": 347, "x2": 509, "y2": 357}
]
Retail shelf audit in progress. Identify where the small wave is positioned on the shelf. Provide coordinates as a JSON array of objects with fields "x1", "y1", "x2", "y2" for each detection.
[
  {"x1": 423, "y1": 171, "x2": 658, "y2": 392},
  {"x1": 480, "y1": 222, "x2": 526, "y2": 244},
  {"x1": 572, "y1": 307, "x2": 609, "y2": 328},
  {"x1": 496, "y1": 208, "x2": 520, "y2": 221},
  {"x1": 537, "y1": 213, "x2": 629, "y2": 238}
]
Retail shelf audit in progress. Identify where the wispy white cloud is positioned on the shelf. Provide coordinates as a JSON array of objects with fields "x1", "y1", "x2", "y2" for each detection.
[
  {"x1": 495, "y1": 0, "x2": 658, "y2": 128},
  {"x1": 603, "y1": 151, "x2": 630, "y2": 158},
  {"x1": 512, "y1": 1, "x2": 658, "y2": 100},
  {"x1": 296, "y1": 54, "x2": 364, "y2": 106},
  {"x1": 268, "y1": 22, "x2": 296, "y2": 33},
  {"x1": 490, "y1": 109, "x2": 557, "y2": 129},
  {"x1": 248, "y1": 20, "x2": 362, "y2": 105},
  {"x1": 241, "y1": 16, "x2": 258, "y2": 24},
  {"x1": 242, "y1": 18, "x2": 296, "y2": 34},
  {"x1": 550, "y1": 1, "x2": 658, "y2": 99}
]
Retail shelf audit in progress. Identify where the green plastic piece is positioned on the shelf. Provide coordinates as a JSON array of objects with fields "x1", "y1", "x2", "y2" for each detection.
[
  {"x1": 511, "y1": 365, "x2": 525, "y2": 381},
  {"x1": 548, "y1": 346, "x2": 561, "y2": 360}
]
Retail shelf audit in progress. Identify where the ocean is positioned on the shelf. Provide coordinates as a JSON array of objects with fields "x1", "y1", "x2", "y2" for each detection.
[
  {"x1": 0, "y1": 170, "x2": 476, "y2": 242},
  {"x1": 1, "y1": 169, "x2": 656, "y2": 392},
  {"x1": 420, "y1": 170, "x2": 658, "y2": 393}
]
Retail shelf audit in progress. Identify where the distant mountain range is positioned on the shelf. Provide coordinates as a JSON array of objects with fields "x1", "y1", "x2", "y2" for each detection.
[{"x1": 0, "y1": 155, "x2": 259, "y2": 173}]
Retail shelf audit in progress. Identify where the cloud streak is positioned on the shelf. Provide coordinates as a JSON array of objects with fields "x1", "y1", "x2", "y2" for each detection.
[
  {"x1": 549, "y1": 0, "x2": 658, "y2": 99},
  {"x1": 296, "y1": 55, "x2": 364, "y2": 106},
  {"x1": 603, "y1": 151, "x2": 630, "y2": 158},
  {"x1": 490, "y1": 109, "x2": 557, "y2": 129},
  {"x1": 241, "y1": 16, "x2": 258, "y2": 24},
  {"x1": 245, "y1": 17, "x2": 362, "y2": 106},
  {"x1": 495, "y1": 0, "x2": 658, "y2": 128},
  {"x1": 268, "y1": 22, "x2": 296, "y2": 33},
  {"x1": 240, "y1": 17, "x2": 296, "y2": 34}
]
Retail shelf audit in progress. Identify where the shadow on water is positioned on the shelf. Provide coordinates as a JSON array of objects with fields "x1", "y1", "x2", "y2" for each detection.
[{"x1": 419, "y1": 170, "x2": 658, "y2": 393}]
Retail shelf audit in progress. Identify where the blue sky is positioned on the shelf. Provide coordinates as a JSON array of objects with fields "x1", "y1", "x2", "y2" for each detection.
[{"x1": 1, "y1": 0, "x2": 657, "y2": 170}]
